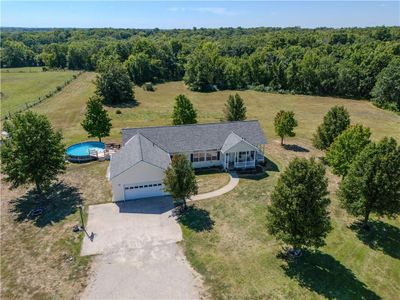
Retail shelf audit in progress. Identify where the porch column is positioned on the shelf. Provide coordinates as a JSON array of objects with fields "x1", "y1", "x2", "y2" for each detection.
[
  {"x1": 235, "y1": 152, "x2": 237, "y2": 168},
  {"x1": 224, "y1": 153, "x2": 227, "y2": 170}
]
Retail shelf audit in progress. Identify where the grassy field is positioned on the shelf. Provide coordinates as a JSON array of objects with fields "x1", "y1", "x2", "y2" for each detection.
[
  {"x1": 2, "y1": 74, "x2": 400, "y2": 299},
  {"x1": 1, "y1": 67, "x2": 45, "y2": 73},
  {"x1": 32, "y1": 76, "x2": 399, "y2": 145},
  {"x1": 0, "y1": 67, "x2": 78, "y2": 117}
]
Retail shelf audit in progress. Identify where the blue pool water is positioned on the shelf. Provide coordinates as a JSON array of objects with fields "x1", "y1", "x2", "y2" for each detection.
[{"x1": 66, "y1": 141, "x2": 105, "y2": 157}]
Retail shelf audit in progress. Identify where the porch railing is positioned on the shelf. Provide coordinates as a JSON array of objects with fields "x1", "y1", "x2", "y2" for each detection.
[{"x1": 235, "y1": 161, "x2": 256, "y2": 169}]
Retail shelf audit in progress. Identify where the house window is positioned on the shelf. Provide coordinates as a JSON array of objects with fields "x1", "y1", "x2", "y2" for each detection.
[
  {"x1": 206, "y1": 151, "x2": 218, "y2": 161},
  {"x1": 193, "y1": 152, "x2": 205, "y2": 162}
]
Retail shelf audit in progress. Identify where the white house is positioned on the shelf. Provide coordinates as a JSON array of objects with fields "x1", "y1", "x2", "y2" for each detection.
[{"x1": 108, "y1": 120, "x2": 267, "y2": 201}]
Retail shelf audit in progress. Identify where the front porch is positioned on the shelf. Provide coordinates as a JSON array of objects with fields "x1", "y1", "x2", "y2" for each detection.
[{"x1": 224, "y1": 151, "x2": 256, "y2": 170}]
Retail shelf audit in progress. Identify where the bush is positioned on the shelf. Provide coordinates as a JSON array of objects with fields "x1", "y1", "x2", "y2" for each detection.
[
  {"x1": 116, "y1": 109, "x2": 122, "y2": 114},
  {"x1": 142, "y1": 82, "x2": 155, "y2": 91}
]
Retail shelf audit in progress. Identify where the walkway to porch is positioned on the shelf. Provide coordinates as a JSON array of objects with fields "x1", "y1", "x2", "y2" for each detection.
[{"x1": 189, "y1": 172, "x2": 239, "y2": 202}]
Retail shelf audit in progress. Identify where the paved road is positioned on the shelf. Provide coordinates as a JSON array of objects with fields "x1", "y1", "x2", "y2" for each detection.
[{"x1": 81, "y1": 197, "x2": 204, "y2": 300}]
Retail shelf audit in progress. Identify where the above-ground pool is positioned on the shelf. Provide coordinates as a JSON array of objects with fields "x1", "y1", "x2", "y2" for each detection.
[{"x1": 66, "y1": 141, "x2": 105, "y2": 162}]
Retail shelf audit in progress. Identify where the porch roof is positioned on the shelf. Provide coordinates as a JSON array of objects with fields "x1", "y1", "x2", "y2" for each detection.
[{"x1": 221, "y1": 132, "x2": 259, "y2": 153}]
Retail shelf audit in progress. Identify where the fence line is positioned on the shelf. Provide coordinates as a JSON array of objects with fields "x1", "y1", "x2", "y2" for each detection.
[{"x1": 1, "y1": 71, "x2": 85, "y2": 121}]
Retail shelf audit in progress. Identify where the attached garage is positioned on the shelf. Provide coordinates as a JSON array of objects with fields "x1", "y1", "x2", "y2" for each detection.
[
  {"x1": 108, "y1": 133, "x2": 171, "y2": 202},
  {"x1": 123, "y1": 182, "x2": 165, "y2": 200}
]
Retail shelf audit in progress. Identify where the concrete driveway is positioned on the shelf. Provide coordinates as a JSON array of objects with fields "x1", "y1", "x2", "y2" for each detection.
[{"x1": 81, "y1": 197, "x2": 204, "y2": 300}]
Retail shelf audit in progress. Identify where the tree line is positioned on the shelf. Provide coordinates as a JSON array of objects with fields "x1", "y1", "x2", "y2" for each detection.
[{"x1": 1, "y1": 27, "x2": 399, "y2": 110}]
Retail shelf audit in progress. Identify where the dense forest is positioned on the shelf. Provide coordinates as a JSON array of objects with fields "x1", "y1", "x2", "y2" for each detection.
[{"x1": 1, "y1": 27, "x2": 399, "y2": 110}]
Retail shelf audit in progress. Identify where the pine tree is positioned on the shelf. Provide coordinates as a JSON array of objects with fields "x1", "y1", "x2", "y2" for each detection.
[
  {"x1": 172, "y1": 94, "x2": 197, "y2": 125},
  {"x1": 224, "y1": 93, "x2": 247, "y2": 121},
  {"x1": 81, "y1": 95, "x2": 112, "y2": 142}
]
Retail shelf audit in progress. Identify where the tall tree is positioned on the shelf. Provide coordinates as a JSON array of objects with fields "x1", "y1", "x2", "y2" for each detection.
[
  {"x1": 339, "y1": 137, "x2": 400, "y2": 229},
  {"x1": 81, "y1": 95, "x2": 112, "y2": 142},
  {"x1": 274, "y1": 110, "x2": 298, "y2": 145},
  {"x1": 224, "y1": 93, "x2": 247, "y2": 121},
  {"x1": 41, "y1": 43, "x2": 68, "y2": 69},
  {"x1": 313, "y1": 106, "x2": 350, "y2": 150},
  {"x1": 326, "y1": 124, "x2": 371, "y2": 177},
  {"x1": 67, "y1": 42, "x2": 91, "y2": 70},
  {"x1": 172, "y1": 94, "x2": 197, "y2": 125},
  {"x1": 184, "y1": 42, "x2": 223, "y2": 91},
  {"x1": 371, "y1": 58, "x2": 400, "y2": 111},
  {"x1": 267, "y1": 158, "x2": 331, "y2": 255},
  {"x1": 0, "y1": 40, "x2": 35, "y2": 68},
  {"x1": 1, "y1": 111, "x2": 66, "y2": 194},
  {"x1": 124, "y1": 52, "x2": 160, "y2": 85},
  {"x1": 163, "y1": 154, "x2": 198, "y2": 209},
  {"x1": 95, "y1": 59, "x2": 134, "y2": 105}
]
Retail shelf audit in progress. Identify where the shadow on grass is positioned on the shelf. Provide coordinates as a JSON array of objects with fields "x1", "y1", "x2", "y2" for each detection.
[
  {"x1": 195, "y1": 167, "x2": 224, "y2": 175},
  {"x1": 350, "y1": 220, "x2": 400, "y2": 260},
  {"x1": 283, "y1": 144, "x2": 310, "y2": 153},
  {"x1": 177, "y1": 205, "x2": 214, "y2": 232},
  {"x1": 238, "y1": 171, "x2": 268, "y2": 181},
  {"x1": 10, "y1": 182, "x2": 82, "y2": 227},
  {"x1": 282, "y1": 250, "x2": 380, "y2": 300},
  {"x1": 103, "y1": 100, "x2": 139, "y2": 108},
  {"x1": 265, "y1": 157, "x2": 280, "y2": 172}
]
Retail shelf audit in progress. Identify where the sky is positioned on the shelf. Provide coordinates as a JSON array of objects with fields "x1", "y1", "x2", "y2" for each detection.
[{"x1": 1, "y1": 1, "x2": 399, "y2": 29}]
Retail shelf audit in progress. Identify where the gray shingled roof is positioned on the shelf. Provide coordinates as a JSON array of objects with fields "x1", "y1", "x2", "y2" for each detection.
[
  {"x1": 109, "y1": 133, "x2": 171, "y2": 179},
  {"x1": 220, "y1": 132, "x2": 258, "y2": 153},
  {"x1": 121, "y1": 120, "x2": 266, "y2": 153}
]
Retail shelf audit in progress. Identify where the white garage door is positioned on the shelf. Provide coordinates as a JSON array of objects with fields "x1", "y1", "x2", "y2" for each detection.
[{"x1": 124, "y1": 182, "x2": 166, "y2": 200}]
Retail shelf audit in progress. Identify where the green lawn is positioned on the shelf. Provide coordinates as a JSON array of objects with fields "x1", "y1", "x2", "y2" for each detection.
[
  {"x1": 181, "y1": 140, "x2": 400, "y2": 299},
  {"x1": 0, "y1": 68, "x2": 78, "y2": 117},
  {"x1": 196, "y1": 170, "x2": 231, "y2": 194},
  {"x1": 2, "y1": 74, "x2": 400, "y2": 299}
]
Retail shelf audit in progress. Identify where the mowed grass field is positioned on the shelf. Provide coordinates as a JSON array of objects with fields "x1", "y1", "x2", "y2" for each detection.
[
  {"x1": 31, "y1": 73, "x2": 399, "y2": 145},
  {"x1": 0, "y1": 67, "x2": 78, "y2": 117},
  {"x1": 1, "y1": 73, "x2": 400, "y2": 299}
]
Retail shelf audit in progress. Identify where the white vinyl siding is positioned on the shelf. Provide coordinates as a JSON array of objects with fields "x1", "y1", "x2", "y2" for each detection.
[{"x1": 110, "y1": 161, "x2": 167, "y2": 202}]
